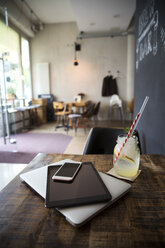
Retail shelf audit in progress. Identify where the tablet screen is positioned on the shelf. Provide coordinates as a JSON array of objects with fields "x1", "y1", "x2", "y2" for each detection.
[{"x1": 45, "y1": 162, "x2": 112, "y2": 208}]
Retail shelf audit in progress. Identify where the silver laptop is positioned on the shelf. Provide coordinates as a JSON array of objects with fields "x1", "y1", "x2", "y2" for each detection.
[{"x1": 20, "y1": 159, "x2": 131, "y2": 227}]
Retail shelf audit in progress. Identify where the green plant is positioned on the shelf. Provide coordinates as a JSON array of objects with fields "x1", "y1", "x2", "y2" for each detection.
[
  {"x1": 7, "y1": 86, "x2": 15, "y2": 95},
  {"x1": 124, "y1": 126, "x2": 130, "y2": 134},
  {"x1": 124, "y1": 126, "x2": 139, "y2": 139}
]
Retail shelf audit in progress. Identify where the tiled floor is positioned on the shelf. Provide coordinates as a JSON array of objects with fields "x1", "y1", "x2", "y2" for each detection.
[{"x1": 0, "y1": 120, "x2": 131, "y2": 191}]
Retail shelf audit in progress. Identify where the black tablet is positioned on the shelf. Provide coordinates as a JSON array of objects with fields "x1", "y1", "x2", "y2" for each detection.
[{"x1": 45, "y1": 162, "x2": 112, "y2": 208}]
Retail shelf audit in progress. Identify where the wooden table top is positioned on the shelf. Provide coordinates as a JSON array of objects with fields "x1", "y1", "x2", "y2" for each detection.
[
  {"x1": 15, "y1": 104, "x2": 41, "y2": 111},
  {"x1": 0, "y1": 154, "x2": 165, "y2": 248},
  {"x1": 73, "y1": 101, "x2": 87, "y2": 107}
]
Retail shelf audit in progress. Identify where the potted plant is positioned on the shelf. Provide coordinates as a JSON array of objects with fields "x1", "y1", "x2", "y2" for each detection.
[{"x1": 7, "y1": 86, "x2": 16, "y2": 99}]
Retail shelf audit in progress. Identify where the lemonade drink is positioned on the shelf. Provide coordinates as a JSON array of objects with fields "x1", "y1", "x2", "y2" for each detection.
[{"x1": 113, "y1": 135, "x2": 140, "y2": 177}]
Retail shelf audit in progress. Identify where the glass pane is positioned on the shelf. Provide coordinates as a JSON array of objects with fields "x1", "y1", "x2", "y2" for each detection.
[
  {"x1": 0, "y1": 20, "x2": 18, "y2": 150},
  {"x1": 21, "y1": 37, "x2": 32, "y2": 102},
  {"x1": 0, "y1": 20, "x2": 22, "y2": 99}
]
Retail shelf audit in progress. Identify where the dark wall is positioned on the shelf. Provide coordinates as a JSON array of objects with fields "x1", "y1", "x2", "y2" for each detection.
[{"x1": 134, "y1": 0, "x2": 165, "y2": 154}]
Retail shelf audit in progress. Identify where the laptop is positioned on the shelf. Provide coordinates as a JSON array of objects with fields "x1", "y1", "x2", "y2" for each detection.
[{"x1": 20, "y1": 159, "x2": 131, "y2": 227}]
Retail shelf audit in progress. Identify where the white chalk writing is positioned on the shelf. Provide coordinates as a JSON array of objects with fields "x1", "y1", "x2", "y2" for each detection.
[
  {"x1": 160, "y1": 26, "x2": 165, "y2": 51},
  {"x1": 136, "y1": 0, "x2": 159, "y2": 70}
]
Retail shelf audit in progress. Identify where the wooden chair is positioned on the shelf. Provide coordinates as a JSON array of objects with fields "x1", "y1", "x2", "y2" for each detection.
[
  {"x1": 80, "y1": 103, "x2": 95, "y2": 132},
  {"x1": 126, "y1": 98, "x2": 134, "y2": 121},
  {"x1": 53, "y1": 102, "x2": 72, "y2": 130},
  {"x1": 93, "y1": 101, "x2": 101, "y2": 120}
]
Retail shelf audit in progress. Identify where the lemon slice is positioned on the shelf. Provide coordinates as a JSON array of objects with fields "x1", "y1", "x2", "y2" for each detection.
[
  {"x1": 119, "y1": 155, "x2": 135, "y2": 165},
  {"x1": 114, "y1": 148, "x2": 118, "y2": 156}
]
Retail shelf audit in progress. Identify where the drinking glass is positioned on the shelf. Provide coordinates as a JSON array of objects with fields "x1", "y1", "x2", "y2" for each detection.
[{"x1": 113, "y1": 134, "x2": 140, "y2": 178}]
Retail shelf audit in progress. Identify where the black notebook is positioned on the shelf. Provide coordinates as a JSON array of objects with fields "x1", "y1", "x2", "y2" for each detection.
[{"x1": 45, "y1": 162, "x2": 112, "y2": 208}]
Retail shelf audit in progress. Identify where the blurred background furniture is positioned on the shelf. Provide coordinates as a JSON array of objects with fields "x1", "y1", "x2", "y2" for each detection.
[
  {"x1": 85, "y1": 100, "x2": 92, "y2": 109},
  {"x1": 74, "y1": 93, "x2": 85, "y2": 104},
  {"x1": 126, "y1": 98, "x2": 134, "y2": 121},
  {"x1": 32, "y1": 98, "x2": 47, "y2": 125},
  {"x1": 72, "y1": 101, "x2": 87, "y2": 114},
  {"x1": 81, "y1": 103, "x2": 95, "y2": 132},
  {"x1": 83, "y1": 127, "x2": 125, "y2": 154},
  {"x1": 93, "y1": 101, "x2": 101, "y2": 120},
  {"x1": 77, "y1": 93, "x2": 85, "y2": 101},
  {"x1": 108, "y1": 94, "x2": 124, "y2": 121},
  {"x1": 0, "y1": 98, "x2": 45, "y2": 139},
  {"x1": 38, "y1": 94, "x2": 54, "y2": 122},
  {"x1": 16, "y1": 104, "x2": 41, "y2": 129},
  {"x1": 53, "y1": 102, "x2": 72, "y2": 130},
  {"x1": 67, "y1": 113, "x2": 82, "y2": 135}
]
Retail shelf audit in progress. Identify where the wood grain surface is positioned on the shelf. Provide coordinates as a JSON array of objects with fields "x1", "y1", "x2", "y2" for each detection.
[{"x1": 0, "y1": 153, "x2": 165, "y2": 248}]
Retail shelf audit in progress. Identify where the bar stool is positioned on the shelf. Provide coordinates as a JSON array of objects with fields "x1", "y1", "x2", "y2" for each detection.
[{"x1": 67, "y1": 114, "x2": 81, "y2": 135}]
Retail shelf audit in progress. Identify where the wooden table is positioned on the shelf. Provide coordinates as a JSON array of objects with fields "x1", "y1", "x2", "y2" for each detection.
[
  {"x1": 72, "y1": 101, "x2": 87, "y2": 113},
  {"x1": 15, "y1": 104, "x2": 41, "y2": 129},
  {"x1": 0, "y1": 154, "x2": 165, "y2": 248}
]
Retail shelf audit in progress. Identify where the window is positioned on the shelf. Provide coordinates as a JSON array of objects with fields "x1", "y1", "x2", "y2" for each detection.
[
  {"x1": 0, "y1": 19, "x2": 32, "y2": 103},
  {"x1": 21, "y1": 37, "x2": 32, "y2": 101}
]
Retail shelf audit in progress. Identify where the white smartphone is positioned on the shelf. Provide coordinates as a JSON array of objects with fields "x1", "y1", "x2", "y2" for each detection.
[{"x1": 52, "y1": 162, "x2": 82, "y2": 182}]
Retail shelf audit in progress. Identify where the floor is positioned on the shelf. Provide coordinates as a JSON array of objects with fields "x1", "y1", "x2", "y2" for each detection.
[
  {"x1": 28, "y1": 120, "x2": 131, "y2": 154},
  {"x1": 0, "y1": 119, "x2": 131, "y2": 191}
]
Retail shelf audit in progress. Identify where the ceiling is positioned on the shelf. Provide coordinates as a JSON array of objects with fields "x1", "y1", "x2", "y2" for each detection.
[{"x1": 14, "y1": 0, "x2": 136, "y2": 35}]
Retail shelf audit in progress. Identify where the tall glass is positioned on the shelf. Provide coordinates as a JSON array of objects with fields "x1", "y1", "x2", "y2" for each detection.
[{"x1": 113, "y1": 135, "x2": 140, "y2": 178}]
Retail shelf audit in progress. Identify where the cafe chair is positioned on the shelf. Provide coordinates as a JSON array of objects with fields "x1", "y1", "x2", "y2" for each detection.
[
  {"x1": 83, "y1": 127, "x2": 125, "y2": 154},
  {"x1": 108, "y1": 94, "x2": 124, "y2": 121},
  {"x1": 81, "y1": 103, "x2": 95, "y2": 132},
  {"x1": 93, "y1": 101, "x2": 101, "y2": 120},
  {"x1": 53, "y1": 101, "x2": 72, "y2": 130},
  {"x1": 83, "y1": 100, "x2": 92, "y2": 111},
  {"x1": 126, "y1": 98, "x2": 134, "y2": 121},
  {"x1": 67, "y1": 102, "x2": 96, "y2": 135}
]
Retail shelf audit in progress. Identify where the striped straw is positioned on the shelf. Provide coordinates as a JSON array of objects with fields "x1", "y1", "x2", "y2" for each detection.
[{"x1": 114, "y1": 96, "x2": 149, "y2": 164}]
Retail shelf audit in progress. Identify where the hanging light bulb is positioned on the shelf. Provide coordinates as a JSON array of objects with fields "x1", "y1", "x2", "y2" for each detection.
[
  {"x1": 74, "y1": 55, "x2": 79, "y2": 66},
  {"x1": 73, "y1": 43, "x2": 79, "y2": 66}
]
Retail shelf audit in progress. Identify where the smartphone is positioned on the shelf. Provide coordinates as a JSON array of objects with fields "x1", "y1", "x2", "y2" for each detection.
[{"x1": 52, "y1": 162, "x2": 82, "y2": 182}]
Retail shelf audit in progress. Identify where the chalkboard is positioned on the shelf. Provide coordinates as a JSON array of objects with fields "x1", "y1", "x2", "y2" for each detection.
[{"x1": 134, "y1": 0, "x2": 165, "y2": 154}]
